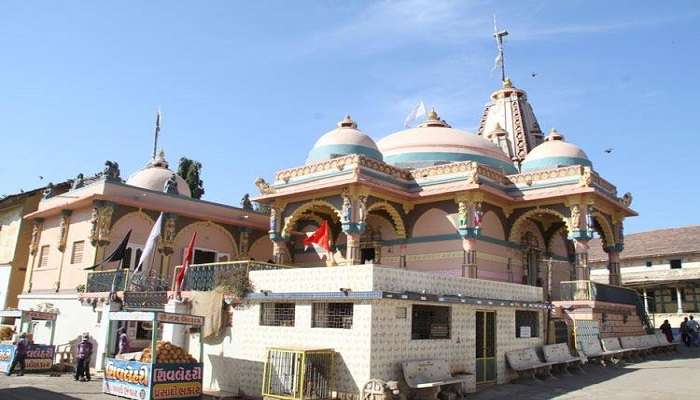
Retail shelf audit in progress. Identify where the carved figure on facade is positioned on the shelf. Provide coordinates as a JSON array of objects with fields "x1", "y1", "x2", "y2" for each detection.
[
  {"x1": 255, "y1": 177, "x2": 274, "y2": 195},
  {"x1": 58, "y1": 210, "x2": 72, "y2": 252},
  {"x1": 160, "y1": 214, "x2": 177, "y2": 253},
  {"x1": 569, "y1": 204, "x2": 581, "y2": 230},
  {"x1": 240, "y1": 193, "x2": 253, "y2": 210},
  {"x1": 239, "y1": 229, "x2": 250, "y2": 258},
  {"x1": 357, "y1": 195, "x2": 367, "y2": 223},
  {"x1": 42, "y1": 182, "x2": 55, "y2": 199},
  {"x1": 579, "y1": 167, "x2": 593, "y2": 188},
  {"x1": 341, "y1": 191, "x2": 353, "y2": 223},
  {"x1": 269, "y1": 208, "x2": 279, "y2": 233},
  {"x1": 29, "y1": 220, "x2": 43, "y2": 255},
  {"x1": 103, "y1": 161, "x2": 121, "y2": 181},
  {"x1": 164, "y1": 174, "x2": 179, "y2": 195},
  {"x1": 620, "y1": 192, "x2": 633, "y2": 207},
  {"x1": 71, "y1": 173, "x2": 85, "y2": 190},
  {"x1": 90, "y1": 203, "x2": 114, "y2": 246},
  {"x1": 458, "y1": 201, "x2": 468, "y2": 229}
]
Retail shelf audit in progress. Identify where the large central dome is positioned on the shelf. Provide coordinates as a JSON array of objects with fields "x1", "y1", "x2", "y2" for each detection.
[
  {"x1": 377, "y1": 109, "x2": 518, "y2": 173},
  {"x1": 306, "y1": 115, "x2": 382, "y2": 164},
  {"x1": 126, "y1": 151, "x2": 192, "y2": 197}
]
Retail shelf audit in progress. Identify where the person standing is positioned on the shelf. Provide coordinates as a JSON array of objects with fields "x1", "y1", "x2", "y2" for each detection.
[
  {"x1": 660, "y1": 319, "x2": 674, "y2": 343},
  {"x1": 116, "y1": 327, "x2": 130, "y2": 355},
  {"x1": 688, "y1": 315, "x2": 700, "y2": 346},
  {"x1": 6, "y1": 332, "x2": 29, "y2": 376},
  {"x1": 680, "y1": 317, "x2": 690, "y2": 347},
  {"x1": 75, "y1": 333, "x2": 93, "y2": 382}
]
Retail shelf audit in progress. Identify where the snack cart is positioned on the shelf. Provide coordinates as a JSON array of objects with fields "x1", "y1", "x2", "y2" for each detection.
[
  {"x1": 102, "y1": 310, "x2": 205, "y2": 400},
  {"x1": 0, "y1": 309, "x2": 57, "y2": 373}
]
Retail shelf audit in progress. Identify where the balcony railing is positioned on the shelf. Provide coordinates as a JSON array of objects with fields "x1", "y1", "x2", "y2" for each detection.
[
  {"x1": 560, "y1": 280, "x2": 640, "y2": 304},
  {"x1": 178, "y1": 260, "x2": 294, "y2": 291},
  {"x1": 85, "y1": 269, "x2": 129, "y2": 293}
]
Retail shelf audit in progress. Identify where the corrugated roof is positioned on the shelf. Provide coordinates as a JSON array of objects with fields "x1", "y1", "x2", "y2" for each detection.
[{"x1": 589, "y1": 225, "x2": 700, "y2": 263}]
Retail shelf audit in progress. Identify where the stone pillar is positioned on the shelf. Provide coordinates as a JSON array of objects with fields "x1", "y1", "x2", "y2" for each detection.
[
  {"x1": 239, "y1": 228, "x2": 250, "y2": 259},
  {"x1": 399, "y1": 243, "x2": 407, "y2": 269},
  {"x1": 162, "y1": 299, "x2": 189, "y2": 349},
  {"x1": 607, "y1": 250, "x2": 622, "y2": 286},
  {"x1": 676, "y1": 287, "x2": 684, "y2": 314},
  {"x1": 272, "y1": 240, "x2": 290, "y2": 265},
  {"x1": 574, "y1": 240, "x2": 590, "y2": 281},
  {"x1": 95, "y1": 300, "x2": 122, "y2": 371},
  {"x1": 643, "y1": 289, "x2": 649, "y2": 314},
  {"x1": 462, "y1": 239, "x2": 477, "y2": 279},
  {"x1": 345, "y1": 233, "x2": 361, "y2": 266}
]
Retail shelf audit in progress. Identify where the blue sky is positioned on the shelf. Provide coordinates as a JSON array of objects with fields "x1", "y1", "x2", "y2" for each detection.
[{"x1": 1, "y1": 1, "x2": 698, "y2": 234}]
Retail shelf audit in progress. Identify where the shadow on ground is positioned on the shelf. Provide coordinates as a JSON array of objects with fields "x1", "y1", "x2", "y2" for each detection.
[{"x1": 0, "y1": 387, "x2": 83, "y2": 400}]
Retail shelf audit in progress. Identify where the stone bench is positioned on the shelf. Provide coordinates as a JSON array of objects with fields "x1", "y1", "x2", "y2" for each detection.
[
  {"x1": 542, "y1": 343, "x2": 584, "y2": 373},
  {"x1": 654, "y1": 331, "x2": 678, "y2": 352},
  {"x1": 401, "y1": 359, "x2": 468, "y2": 400},
  {"x1": 505, "y1": 347, "x2": 553, "y2": 380},
  {"x1": 620, "y1": 335, "x2": 661, "y2": 356},
  {"x1": 578, "y1": 337, "x2": 622, "y2": 366},
  {"x1": 601, "y1": 337, "x2": 639, "y2": 360}
]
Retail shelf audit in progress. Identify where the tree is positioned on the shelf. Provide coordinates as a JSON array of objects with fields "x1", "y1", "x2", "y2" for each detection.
[{"x1": 177, "y1": 157, "x2": 205, "y2": 199}]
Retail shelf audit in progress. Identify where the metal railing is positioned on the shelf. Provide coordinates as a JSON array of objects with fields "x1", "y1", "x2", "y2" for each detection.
[
  {"x1": 85, "y1": 269, "x2": 129, "y2": 292},
  {"x1": 178, "y1": 260, "x2": 295, "y2": 291}
]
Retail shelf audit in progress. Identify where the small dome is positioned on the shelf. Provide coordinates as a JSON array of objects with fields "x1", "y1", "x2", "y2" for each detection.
[
  {"x1": 306, "y1": 116, "x2": 383, "y2": 163},
  {"x1": 377, "y1": 109, "x2": 518, "y2": 173},
  {"x1": 126, "y1": 151, "x2": 192, "y2": 197},
  {"x1": 521, "y1": 129, "x2": 592, "y2": 172}
]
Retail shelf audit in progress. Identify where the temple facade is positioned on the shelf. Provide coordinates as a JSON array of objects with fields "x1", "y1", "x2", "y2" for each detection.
[{"x1": 254, "y1": 79, "x2": 636, "y2": 300}]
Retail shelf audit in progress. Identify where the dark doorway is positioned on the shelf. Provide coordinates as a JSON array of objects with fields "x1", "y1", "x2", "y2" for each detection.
[{"x1": 361, "y1": 247, "x2": 375, "y2": 263}]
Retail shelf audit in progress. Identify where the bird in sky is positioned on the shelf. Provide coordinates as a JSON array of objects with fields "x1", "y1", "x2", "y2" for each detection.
[
  {"x1": 39, "y1": 176, "x2": 44, "y2": 180},
  {"x1": 604, "y1": 148, "x2": 614, "y2": 154},
  {"x1": 531, "y1": 72, "x2": 537, "y2": 77}
]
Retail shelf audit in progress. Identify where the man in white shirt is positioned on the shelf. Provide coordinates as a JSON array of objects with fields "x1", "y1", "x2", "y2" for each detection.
[{"x1": 687, "y1": 315, "x2": 700, "y2": 346}]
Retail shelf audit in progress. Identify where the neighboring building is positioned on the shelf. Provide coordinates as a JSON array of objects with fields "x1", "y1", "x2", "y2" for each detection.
[
  {"x1": 17, "y1": 150, "x2": 270, "y2": 359},
  {"x1": 0, "y1": 183, "x2": 69, "y2": 313},
  {"x1": 590, "y1": 225, "x2": 700, "y2": 327}
]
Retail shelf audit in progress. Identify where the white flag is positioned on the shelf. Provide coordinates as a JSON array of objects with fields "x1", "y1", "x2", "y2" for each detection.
[
  {"x1": 135, "y1": 212, "x2": 163, "y2": 275},
  {"x1": 403, "y1": 101, "x2": 426, "y2": 128}
]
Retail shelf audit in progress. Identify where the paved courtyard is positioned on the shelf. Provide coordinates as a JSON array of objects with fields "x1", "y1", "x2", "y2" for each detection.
[{"x1": 0, "y1": 346, "x2": 698, "y2": 399}]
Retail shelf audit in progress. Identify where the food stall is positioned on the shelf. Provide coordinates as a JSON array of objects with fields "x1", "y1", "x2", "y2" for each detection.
[
  {"x1": 102, "y1": 310, "x2": 205, "y2": 400},
  {"x1": 0, "y1": 309, "x2": 57, "y2": 373}
]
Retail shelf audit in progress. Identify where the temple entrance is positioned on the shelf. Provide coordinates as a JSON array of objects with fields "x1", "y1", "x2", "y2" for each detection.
[
  {"x1": 521, "y1": 232, "x2": 541, "y2": 287},
  {"x1": 475, "y1": 311, "x2": 496, "y2": 384},
  {"x1": 361, "y1": 247, "x2": 376, "y2": 264}
]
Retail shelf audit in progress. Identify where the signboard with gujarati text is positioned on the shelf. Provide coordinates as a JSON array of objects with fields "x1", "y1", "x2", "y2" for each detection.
[
  {"x1": 151, "y1": 363, "x2": 203, "y2": 400},
  {"x1": 103, "y1": 358, "x2": 151, "y2": 400},
  {"x1": 155, "y1": 312, "x2": 204, "y2": 327},
  {"x1": 0, "y1": 343, "x2": 54, "y2": 373}
]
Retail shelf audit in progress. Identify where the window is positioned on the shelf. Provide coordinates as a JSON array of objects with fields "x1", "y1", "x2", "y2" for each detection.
[
  {"x1": 516, "y1": 311, "x2": 539, "y2": 338},
  {"x1": 136, "y1": 321, "x2": 153, "y2": 339},
  {"x1": 70, "y1": 241, "x2": 85, "y2": 264},
  {"x1": 645, "y1": 261, "x2": 652, "y2": 267},
  {"x1": 122, "y1": 245, "x2": 144, "y2": 270},
  {"x1": 411, "y1": 305, "x2": 451, "y2": 340},
  {"x1": 260, "y1": 303, "x2": 295, "y2": 326},
  {"x1": 194, "y1": 249, "x2": 217, "y2": 264},
  {"x1": 38, "y1": 245, "x2": 50, "y2": 268},
  {"x1": 312, "y1": 303, "x2": 353, "y2": 329},
  {"x1": 671, "y1": 289, "x2": 685, "y2": 302},
  {"x1": 670, "y1": 259, "x2": 682, "y2": 269}
]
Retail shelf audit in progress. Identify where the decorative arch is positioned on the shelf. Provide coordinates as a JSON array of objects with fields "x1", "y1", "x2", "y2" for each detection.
[
  {"x1": 282, "y1": 200, "x2": 342, "y2": 238},
  {"x1": 367, "y1": 201, "x2": 407, "y2": 239},
  {"x1": 174, "y1": 221, "x2": 238, "y2": 257},
  {"x1": 480, "y1": 210, "x2": 506, "y2": 240},
  {"x1": 112, "y1": 210, "x2": 155, "y2": 228},
  {"x1": 508, "y1": 208, "x2": 570, "y2": 243},
  {"x1": 108, "y1": 211, "x2": 155, "y2": 246},
  {"x1": 591, "y1": 211, "x2": 615, "y2": 249}
]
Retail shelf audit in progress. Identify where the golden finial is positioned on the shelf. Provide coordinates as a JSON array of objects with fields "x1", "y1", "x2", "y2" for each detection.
[
  {"x1": 427, "y1": 108, "x2": 439, "y2": 121},
  {"x1": 338, "y1": 115, "x2": 357, "y2": 129},
  {"x1": 502, "y1": 78, "x2": 513, "y2": 88}
]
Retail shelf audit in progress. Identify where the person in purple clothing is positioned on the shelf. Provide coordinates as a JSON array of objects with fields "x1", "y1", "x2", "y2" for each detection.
[
  {"x1": 74, "y1": 333, "x2": 93, "y2": 382},
  {"x1": 6, "y1": 332, "x2": 28, "y2": 376},
  {"x1": 117, "y1": 327, "x2": 130, "y2": 355}
]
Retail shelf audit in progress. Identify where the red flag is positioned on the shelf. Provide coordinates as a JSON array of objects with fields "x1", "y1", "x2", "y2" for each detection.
[
  {"x1": 176, "y1": 232, "x2": 197, "y2": 294},
  {"x1": 303, "y1": 220, "x2": 331, "y2": 256}
]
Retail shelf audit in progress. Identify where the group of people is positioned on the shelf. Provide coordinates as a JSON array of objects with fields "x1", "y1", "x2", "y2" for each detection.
[
  {"x1": 4, "y1": 326, "x2": 131, "y2": 381},
  {"x1": 659, "y1": 315, "x2": 700, "y2": 347}
]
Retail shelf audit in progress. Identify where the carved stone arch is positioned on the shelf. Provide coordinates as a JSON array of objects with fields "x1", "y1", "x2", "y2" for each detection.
[
  {"x1": 112, "y1": 210, "x2": 155, "y2": 229},
  {"x1": 174, "y1": 221, "x2": 238, "y2": 257},
  {"x1": 367, "y1": 201, "x2": 407, "y2": 239},
  {"x1": 281, "y1": 200, "x2": 342, "y2": 238},
  {"x1": 591, "y1": 211, "x2": 615, "y2": 249},
  {"x1": 508, "y1": 208, "x2": 570, "y2": 243}
]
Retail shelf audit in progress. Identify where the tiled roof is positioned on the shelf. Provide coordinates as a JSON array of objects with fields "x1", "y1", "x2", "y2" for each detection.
[{"x1": 589, "y1": 225, "x2": 700, "y2": 263}]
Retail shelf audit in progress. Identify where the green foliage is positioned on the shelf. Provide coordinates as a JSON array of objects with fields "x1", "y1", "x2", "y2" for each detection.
[
  {"x1": 214, "y1": 267, "x2": 254, "y2": 300},
  {"x1": 75, "y1": 283, "x2": 86, "y2": 293},
  {"x1": 177, "y1": 157, "x2": 205, "y2": 199}
]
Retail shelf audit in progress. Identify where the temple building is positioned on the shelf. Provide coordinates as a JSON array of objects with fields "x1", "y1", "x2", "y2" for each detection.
[
  {"x1": 15, "y1": 149, "x2": 270, "y2": 364},
  {"x1": 590, "y1": 225, "x2": 700, "y2": 328}
]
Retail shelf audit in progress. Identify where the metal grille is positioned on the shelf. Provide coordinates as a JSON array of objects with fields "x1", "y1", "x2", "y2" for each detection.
[
  {"x1": 312, "y1": 303, "x2": 353, "y2": 329},
  {"x1": 263, "y1": 348, "x2": 335, "y2": 400},
  {"x1": 411, "y1": 305, "x2": 451, "y2": 340},
  {"x1": 184, "y1": 260, "x2": 288, "y2": 291},
  {"x1": 515, "y1": 310, "x2": 539, "y2": 338},
  {"x1": 85, "y1": 269, "x2": 129, "y2": 292},
  {"x1": 260, "y1": 303, "x2": 296, "y2": 327}
]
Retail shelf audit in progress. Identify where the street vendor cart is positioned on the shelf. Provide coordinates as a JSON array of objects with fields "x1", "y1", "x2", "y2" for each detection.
[
  {"x1": 0, "y1": 309, "x2": 58, "y2": 373},
  {"x1": 102, "y1": 310, "x2": 205, "y2": 400}
]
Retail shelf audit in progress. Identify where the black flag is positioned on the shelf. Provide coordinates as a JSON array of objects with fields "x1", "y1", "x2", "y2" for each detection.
[{"x1": 84, "y1": 230, "x2": 132, "y2": 270}]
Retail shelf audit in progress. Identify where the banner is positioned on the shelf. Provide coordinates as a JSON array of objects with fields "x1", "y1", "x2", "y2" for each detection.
[
  {"x1": 103, "y1": 358, "x2": 152, "y2": 400},
  {"x1": 24, "y1": 344, "x2": 54, "y2": 371},
  {"x1": 0, "y1": 344, "x2": 15, "y2": 373},
  {"x1": 151, "y1": 363, "x2": 203, "y2": 400}
]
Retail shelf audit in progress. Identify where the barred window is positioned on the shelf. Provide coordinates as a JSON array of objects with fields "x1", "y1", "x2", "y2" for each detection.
[
  {"x1": 260, "y1": 303, "x2": 296, "y2": 327},
  {"x1": 70, "y1": 241, "x2": 85, "y2": 264},
  {"x1": 411, "y1": 305, "x2": 450, "y2": 340},
  {"x1": 312, "y1": 303, "x2": 353, "y2": 329},
  {"x1": 39, "y1": 245, "x2": 50, "y2": 268},
  {"x1": 515, "y1": 310, "x2": 539, "y2": 338}
]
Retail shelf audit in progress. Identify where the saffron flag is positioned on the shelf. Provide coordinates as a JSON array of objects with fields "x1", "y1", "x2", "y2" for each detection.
[
  {"x1": 304, "y1": 220, "x2": 331, "y2": 259},
  {"x1": 176, "y1": 232, "x2": 197, "y2": 294},
  {"x1": 84, "y1": 230, "x2": 131, "y2": 270},
  {"x1": 135, "y1": 213, "x2": 163, "y2": 275}
]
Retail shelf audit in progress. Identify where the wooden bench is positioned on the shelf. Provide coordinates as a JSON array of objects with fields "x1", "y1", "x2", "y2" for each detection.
[
  {"x1": 577, "y1": 337, "x2": 622, "y2": 366},
  {"x1": 505, "y1": 347, "x2": 553, "y2": 380},
  {"x1": 401, "y1": 359, "x2": 468, "y2": 400},
  {"x1": 542, "y1": 343, "x2": 584, "y2": 373}
]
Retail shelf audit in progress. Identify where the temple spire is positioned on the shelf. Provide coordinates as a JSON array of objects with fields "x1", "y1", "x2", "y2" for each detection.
[
  {"x1": 152, "y1": 109, "x2": 161, "y2": 160},
  {"x1": 492, "y1": 15, "x2": 509, "y2": 83}
]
